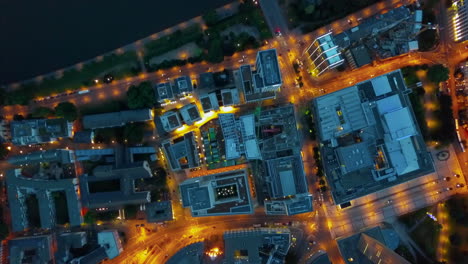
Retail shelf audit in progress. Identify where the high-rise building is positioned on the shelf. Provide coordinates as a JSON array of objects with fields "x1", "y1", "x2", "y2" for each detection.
[
  {"x1": 448, "y1": 0, "x2": 468, "y2": 42},
  {"x1": 304, "y1": 32, "x2": 344, "y2": 76}
]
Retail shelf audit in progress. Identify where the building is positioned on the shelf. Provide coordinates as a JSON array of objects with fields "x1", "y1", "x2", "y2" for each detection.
[
  {"x1": 333, "y1": 7, "x2": 423, "y2": 68},
  {"x1": 56, "y1": 232, "x2": 87, "y2": 263},
  {"x1": 304, "y1": 32, "x2": 345, "y2": 76},
  {"x1": 82, "y1": 109, "x2": 152, "y2": 130},
  {"x1": 221, "y1": 88, "x2": 240, "y2": 106},
  {"x1": 0, "y1": 119, "x2": 9, "y2": 143},
  {"x1": 6, "y1": 168, "x2": 83, "y2": 232},
  {"x1": 179, "y1": 103, "x2": 201, "y2": 125},
  {"x1": 73, "y1": 130, "x2": 94, "y2": 144},
  {"x1": 199, "y1": 72, "x2": 215, "y2": 89},
  {"x1": 97, "y1": 230, "x2": 123, "y2": 260},
  {"x1": 159, "y1": 110, "x2": 183, "y2": 132},
  {"x1": 145, "y1": 201, "x2": 173, "y2": 223},
  {"x1": 173, "y1": 76, "x2": 193, "y2": 95},
  {"x1": 162, "y1": 132, "x2": 200, "y2": 171},
  {"x1": 166, "y1": 242, "x2": 204, "y2": 264},
  {"x1": 263, "y1": 155, "x2": 313, "y2": 215},
  {"x1": 257, "y1": 105, "x2": 302, "y2": 159},
  {"x1": 448, "y1": 0, "x2": 468, "y2": 42},
  {"x1": 70, "y1": 247, "x2": 108, "y2": 264},
  {"x1": 79, "y1": 161, "x2": 152, "y2": 209},
  {"x1": 155, "y1": 82, "x2": 175, "y2": 103},
  {"x1": 239, "y1": 49, "x2": 282, "y2": 103},
  {"x1": 199, "y1": 93, "x2": 219, "y2": 112},
  {"x1": 8, "y1": 149, "x2": 75, "y2": 165},
  {"x1": 313, "y1": 70, "x2": 434, "y2": 205},
  {"x1": 218, "y1": 114, "x2": 261, "y2": 161},
  {"x1": 308, "y1": 251, "x2": 332, "y2": 264},
  {"x1": 10, "y1": 118, "x2": 73, "y2": 146},
  {"x1": 337, "y1": 226, "x2": 409, "y2": 264},
  {"x1": 179, "y1": 169, "x2": 254, "y2": 217},
  {"x1": 224, "y1": 228, "x2": 291, "y2": 264},
  {"x1": 9, "y1": 235, "x2": 55, "y2": 264}
]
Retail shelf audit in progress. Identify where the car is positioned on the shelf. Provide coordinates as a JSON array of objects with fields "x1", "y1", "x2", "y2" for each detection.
[
  {"x1": 444, "y1": 177, "x2": 451, "y2": 181},
  {"x1": 275, "y1": 27, "x2": 282, "y2": 37},
  {"x1": 456, "y1": 183, "x2": 465, "y2": 188},
  {"x1": 103, "y1": 74, "x2": 114, "y2": 84},
  {"x1": 446, "y1": 187, "x2": 453, "y2": 191},
  {"x1": 454, "y1": 174, "x2": 461, "y2": 178},
  {"x1": 309, "y1": 240, "x2": 316, "y2": 245}
]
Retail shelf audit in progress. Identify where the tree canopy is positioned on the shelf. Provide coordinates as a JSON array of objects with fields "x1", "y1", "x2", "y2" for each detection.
[
  {"x1": 126, "y1": 81, "x2": 155, "y2": 109},
  {"x1": 54, "y1": 102, "x2": 78, "y2": 121},
  {"x1": 123, "y1": 123, "x2": 145, "y2": 144},
  {"x1": 427, "y1": 64, "x2": 449, "y2": 84},
  {"x1": 0, "y1": 144, "x2": 10, "y2": 160},
  {"x1": 202, "y1": 10, "x2": 220, "y2": 27},
  {"x1": 32, "y1": 107, "x2": 55, "y2": 119}
]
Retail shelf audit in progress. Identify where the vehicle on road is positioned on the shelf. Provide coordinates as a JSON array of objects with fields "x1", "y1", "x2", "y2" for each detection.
[
  {"x1": 275, "y1": 27, "x2": 282, "y2": 37},
  {"x1": 78, "y1": 89, "x2": 90, "y2": 95}
]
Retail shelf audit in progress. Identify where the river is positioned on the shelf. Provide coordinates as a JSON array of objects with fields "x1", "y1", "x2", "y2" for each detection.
[{"x1": 0, "y1": 0, "x2": 233, "y2": 85}]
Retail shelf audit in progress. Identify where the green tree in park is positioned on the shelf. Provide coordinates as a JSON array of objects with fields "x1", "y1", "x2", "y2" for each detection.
[
  {"x1": 55, "y1": 102, "x2": 78, "y2": 121},
  {"x1": 202, "y1": 10, "x2": 220, "y2": 27},
  {"x1": 123, "y1": 123, "x2": 145, "y2": 144},
  {"x1": 427, "y1": 64, "x2": 449, "y2": 84},
  {"x1": 126, "y1": 82, "x2": 155, "y2": 109}
]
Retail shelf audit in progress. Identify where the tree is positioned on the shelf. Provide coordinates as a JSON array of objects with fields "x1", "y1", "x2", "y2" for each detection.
[
  {"x1": 0, "y1": 144, "x2": 9, "y2": 160},
  {"x1": 427, "y1": 64, "x2": 449, "y2": 84},
  {"x1": 126, "y1": 81, "x2": 155, "y2": 109},
  {"x1": 205, "y1": 37, "x2": 224, "y2": 63},
  {"x1": 202, "y1": 10, "x2": 220, "y2": 27},
  {"x1": 84, "y1": 211, "x2": 97, "y2": 225},
  {"x1": 32, "y1": 107, "x2": 55, "y2": 118},
  {"x1": 0, "y1": 222, "x2": 9, "y2": 240},
  {"x1": 123, "y1": 123, "x2": 145, "y2": 144},
  {"x1": 13, "y1": 114, "x2": 24, "y2": 121},
  {"x1": 55, "y1": 102, "x2": 78, "y2": 121}
]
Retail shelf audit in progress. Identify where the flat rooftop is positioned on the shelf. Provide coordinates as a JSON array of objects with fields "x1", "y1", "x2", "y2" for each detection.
[
  {"x1": 180, "y1": 103, "x2": 201, "y2": 125},
  {"x1": 224, "y1": 228, "x2": 291, "y2": 264},
  {"x1": 313, "y1": 70, "x2": 434, "y2": 204},
  {"x1": 155, "y1": 82, "x2": 174, "y2": 102},
  {"x1": 10, "y1": 118, "x2": 72, "y2": 145},
  {"x1": 160, "y1": 111, "x2": 182, "y2": 132},
  {"x1": 265, "y1": 154, "x2": 308, "y2": 198},
  {"x1": 257, "y1": 49, "x2": 282, "y2": 86},
  {"x1": 145, "y1": 201, "x2": 173, "y2": 223},
  {"x1": 162, "y1": 132, "x2": 200, "y2": 171},
  {"x1": 83, "y1": 109, "x2": 152, "y2": 129},
  {"x1": 179, "y1": 169, "x2": 253, "y2": 217}
]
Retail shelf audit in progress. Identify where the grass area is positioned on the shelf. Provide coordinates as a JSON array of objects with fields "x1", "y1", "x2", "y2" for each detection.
[
  {"x1": 286, "y1": 0, "x2": 379, "y2": 33},
  {"x1": 53, "y1": 191, "x2": 69, "y2": 225},
  {"x1": 88, "y1": 179, "x2": 121, "y2": 193},
  {"x1": 399, "y1": 206, "x2": 441, "y2": 261},
  {"x1": 395, "y1": 244, "x2": 416, "y2": 264},
  {"x1": 144, "y1": 25, "x2": 203, "y2": 63},
  {"x1": 5, "y1": 51, "x2": 139, "y2": 105},
  {"x1": 25, "y1": 195, "x2": 41, "y2": 228},
  {"x1": 410, "y1": 217, "x2": 441, "y2": 260},
  {"x1": 408, "y1": 92, "x2": 429, "y2": 141}
]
